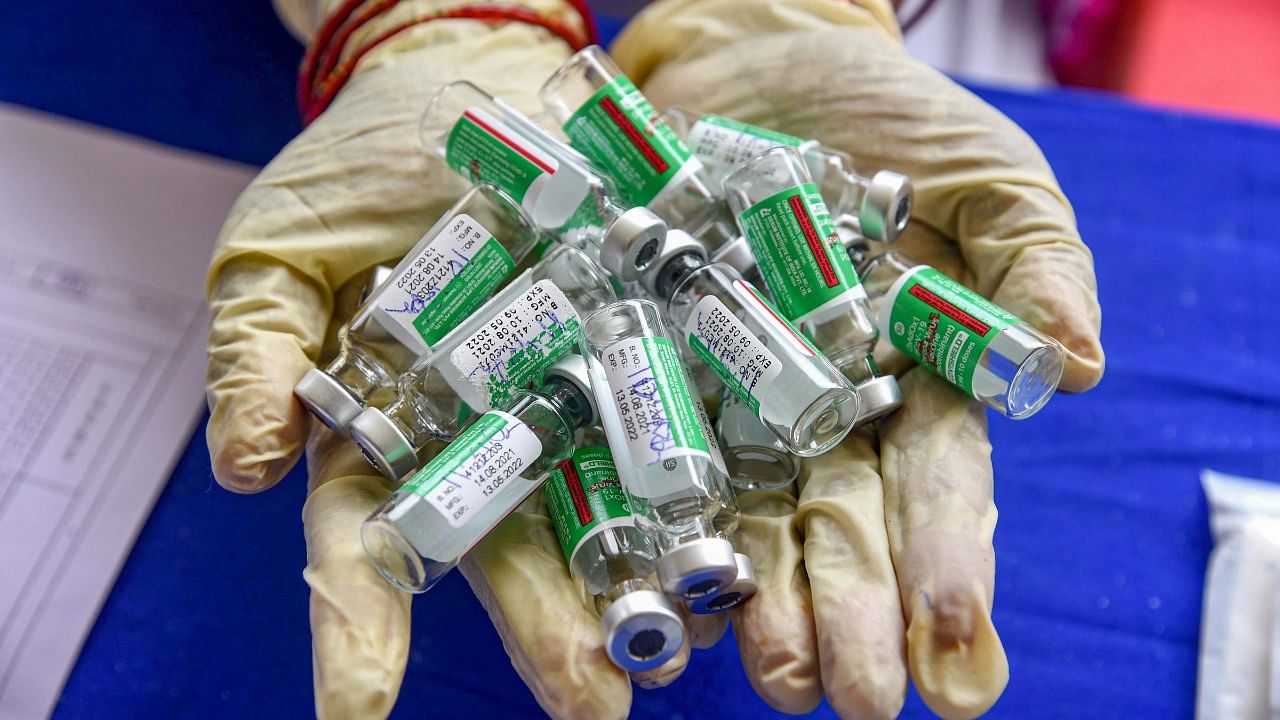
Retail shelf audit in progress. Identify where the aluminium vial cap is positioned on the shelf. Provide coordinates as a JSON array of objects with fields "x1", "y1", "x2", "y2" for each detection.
[
  {"x1": 543, "y1": 353, "x2": 598, "y2": 426},
  {"x1": 600, "y1": 206, "x2": 668, "y2": 282},
  {"x1": 600, "y1": 589, "x2": 686, "y2": 672},
  {"x1": 657, "y1": 537, "x2": 739, "y2": 600},
  {"x1": 349, "y1": 407, "x2": 419, "y2": 481},
  {"x1": 295, "y1": 368, "x2": 364, "y2": 435},
  {"x1": 708, "y1": 234, "x2": 755, "y2": 277},
  {"x1": 640, "y1": 228, "x2": 709, "y2": 299},
  {"x1": 688, "y1": 552, "x2": 759, "y2": 615},
  {"x1": 859, "y1": 170, "x2": 913, "y2": 244},
  {"x1": 853, "y1": 374, "x2": 904, "y2": 427}
]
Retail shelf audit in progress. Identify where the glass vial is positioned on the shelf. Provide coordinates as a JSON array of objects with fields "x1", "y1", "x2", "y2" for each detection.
[
  {"x1": 716, "y1": 388, "x2": 800, "y2": 491},
  {"x1": 660, "y1": 107, "x2": 913, "y2": 243},
  {"x1": 420, "y1": 80, "x2": 668, "y2": 282},
  {"x1": 361, "y1": 353, "x2": 597, "y2": 593},
  {"x1": 723, "y1": 146, "x2": 903, "y2": 424},
  {"x1": 582, "y1": 298, "x2": 740, "y2": 600},
  {"x1": 538, "y1": 46, "x2": 737, "y2": 251},
  {"x1": 294, "y1": 183, "x2": 542, "y2": 433},
  {"x1": 350, "y1": 243, "x2": 617, "y2": 480},
  {"x1": 543, "y1": 438, "x2": 685, "y2": 671},
  {"x1": 860, "y1": 252, "x2": 1066, "y2": 418},
  {"x1": 644, "y1": 230, "x2": 860, "y2": 456}
]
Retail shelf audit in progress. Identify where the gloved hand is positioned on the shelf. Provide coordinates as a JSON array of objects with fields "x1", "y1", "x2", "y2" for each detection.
[
  {"x1": 612, "y1": 1, "x2": 1106, "y2": 718},
  {"x1": 206, "y1": 2, "x2": 689, "y2": 717}
]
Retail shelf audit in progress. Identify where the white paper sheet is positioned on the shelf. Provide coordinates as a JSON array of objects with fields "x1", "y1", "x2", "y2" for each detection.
[{"x1": 0, "y1": 105, "x2": 255, "y2": 719}]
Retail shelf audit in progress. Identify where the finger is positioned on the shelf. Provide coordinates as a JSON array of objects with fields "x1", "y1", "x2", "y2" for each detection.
[
  {"x1": 459, "y1": 510, "x2": 632, "y2": 720},
  {"x1": 622, "y1": 17, "x2": 1104, "y2": 391},
  {"x1": 207, "y1": 258, "x2": 330, "y2": 492},
  {"x1": 302, "y1": 427, "x2": 411, "y2": 720},
  {"x1": 796, "y1": 430, "x2": 909, "y2": 720},
  {"x1": 685, "y1": 607, "x2": 730, "y2": 650},
  {"x1": 729, "y1": 487, "x2": 823, "y2": 714},
  {"x1": 880, "y1": 369, "x2": 1007, "y2": 720}
]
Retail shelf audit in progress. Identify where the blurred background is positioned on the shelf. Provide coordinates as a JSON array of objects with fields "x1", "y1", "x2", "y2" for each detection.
[{"x1": 1, "y1": 1, "x2": 1278, "y2": 719}]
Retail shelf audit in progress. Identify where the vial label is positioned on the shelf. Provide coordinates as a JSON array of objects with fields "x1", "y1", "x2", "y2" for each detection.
[
  {"x1": 685, "y1": 294, "x2": 781, "y2": 416},
  {"x1": 563, "y1": 75, "x2": 700, "y2": 207},
  {"x1": 446, "y1": 107, "x2": 559, "y2": 205},
  {"x1": 403, "y1": 410, "x2": 542, "y2": 529},
  {"x1": 737, "y1": 183, "x2": 865, "y2": 324},
  {"x1": 449, "y1": 279, "x2": 581, "y2": 409},
  {"x1": 692, "y1": 387, "x2": 729, "y2": 475},
  {"x1": 878, "y1": 265, "x2": 1018, "y2": 396},
  {"x1": 377, "y1": 213, "x2": 515, "y2": 351},
  {"x1": 543, "y1": 445, "x2": 632, "y2": 563},
  {"x1": 687, "y1": 114, "x2": 805, "y2": 178},
  {"x1": 600, "y1": 336, "x2": 710, "y2": 467}
]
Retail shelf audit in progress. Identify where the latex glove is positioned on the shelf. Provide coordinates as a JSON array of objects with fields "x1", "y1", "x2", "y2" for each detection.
[
  {"x1": 612, "y1": 1, "x2": 1106, "y2": 717},
  {"x1": 206, "y1": 3, "x2": 684, "y2": 717}
]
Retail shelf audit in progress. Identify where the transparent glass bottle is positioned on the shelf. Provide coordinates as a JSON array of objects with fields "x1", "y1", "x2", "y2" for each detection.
[
  {"x1": 716, "y1": 387, "x2": 799, "y2": 492},
  {"x1": 582, "y1": 298, "x2": 740, "y2": 600},
  {"x1": 660, "y1": 107, "x2": 913, "y2": 243},
  {"x1": 543, "y1": 434, "x2": 685, "y2": 671},
  {"x1": 361, "y1": 354, "x2": 597, "y2": 593},
  {"x1": 538, "y1": 46, "x2": 737, "y2": 252},
  {"x1": 641, "y1": 230, "x2": 860, "y2": 456},
  {"x1": 860, "y1": 252, "x2": 1067, "y2": 418},
  {"x1": 294, "y1": 183, "x2": 543, "y2": 433},
  {"x1": 723, "y1": 146, "x2": 902, "y2": 425},
  {"x1": 420, "y1": 80, "x2": 668, "y2": 282},
  {"x1": 350, "y1": 243, "x2": 617, "y2": 480}
]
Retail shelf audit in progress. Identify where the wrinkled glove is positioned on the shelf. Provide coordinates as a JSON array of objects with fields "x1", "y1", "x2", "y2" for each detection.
[
  {"x1": 612, "y1": 1, "x2": 1106, "y2": 717},
  {"x1": 206, "y1": 2, "x2": 686, "y2": 717}
]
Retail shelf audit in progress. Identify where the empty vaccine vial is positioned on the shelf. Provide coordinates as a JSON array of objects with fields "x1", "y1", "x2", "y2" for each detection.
[
  {"x1": 660, "y1": 107, "x2": 914, "y2": 243},
  {"x1": 294, "y1": 183, "x2": 541, "y2": 432},
  {"x1": 361, "y1": 353, "x2": 598, "y2": 593},
  {"x1": 641, "y1": 230, "x2": 860, "y2": 456},
  {"x1": 539, "y1": 46, "x2": 736, "y2": 251},
  {"x1": 860, "y1": 252, "x2": 1066, "y2": 418},
  {"x1": 543, "y1": 438, "x2": 685, "y2": 671},
  {"x1": 716, "y1": 388, "x2": 800, "y2": 491},
  {"x1": 420, "y1": 81, "x2": 668, "y2": 282},
  {"x1": 723, "y1": 146, "x2": 902, "y2": 425},
  {"x1": 688, "y1": 552, "x2": 759, "y2": 615},
  {"x1": 351, "y1": 243, "x2": 617, "y2": 480},
  {"x1": 582, "y1": 298, "x2": 740, "y2": 600}
]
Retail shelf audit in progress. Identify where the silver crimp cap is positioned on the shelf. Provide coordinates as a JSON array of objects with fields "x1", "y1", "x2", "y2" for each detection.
[
  {"x1": 860, "y1": 170, "x2": 913, "y2": 243},
  {"x1": 853, "y1": 374, "x2": 904, "y2": 427},
  {"x1": 349, "y1": 407, "x2": 419, "y2": 480},
  {"x1": 600, "y1": 206, "x2": 667, "y2": 281},
  {"x1": 600, "y1": 589, "x2": 686, "y2": 671},
  {"x1": 639, "y1": 228, "x2": 708, "y2": 300},
  {"x1": 295, "y1": 368, "x2": 364, "y2": 434},
  {"x1": 657, "y1": 537, "x2": 738, "y2": 600},
  {"x1": 688, "y1": 552, "x2": 759, "y2": 614}
]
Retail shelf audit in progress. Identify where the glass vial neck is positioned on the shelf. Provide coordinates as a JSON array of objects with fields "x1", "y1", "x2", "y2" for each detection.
[
  {"x1": 325, "y1": 339, "x2": 395, "y2": 403},
  {"x1": 653, "y1": 251, "x2": 706, "y2": 302},
  {"x1": 541, "y1": 375, "x2": 594, "y2": 431}
]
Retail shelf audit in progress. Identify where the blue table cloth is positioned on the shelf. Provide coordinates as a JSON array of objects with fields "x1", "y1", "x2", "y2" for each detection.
[{"x1": 4, "y1": 1, "x2": 1278, "y2": 717}]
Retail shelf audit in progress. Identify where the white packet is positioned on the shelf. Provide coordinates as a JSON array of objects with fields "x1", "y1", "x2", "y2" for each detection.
[{"x1": 1198, "y1": 469, "x2": 1280, "y2": 720}]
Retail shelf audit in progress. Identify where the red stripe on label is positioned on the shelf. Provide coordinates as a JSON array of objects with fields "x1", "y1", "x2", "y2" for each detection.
[
  {"x1": 734, "y1": 278, "x2": 814, "y2": 356},
  {"x1": 599, "y1": 96, "x2": 669, "y2": 174},
  {"x1": 909, "y1": 284, "x2": 991, "y2": 336},
  {"x1": 464, "y1": 110, "x2": 556, "y2": 175},
  {"x1": 787, "y1": 194, "x2": 838, "y2": 287},
  {"x1": 559, "y1": 458, "x2": 594, "y2": 527}
]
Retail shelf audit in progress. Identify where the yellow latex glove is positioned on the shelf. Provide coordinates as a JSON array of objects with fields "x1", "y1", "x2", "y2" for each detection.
[
  {"x1": 206, "y1": 2, "x2": 686, "y2": 717},
  {"x1": 612, "y1": 1, "x2": 1105, "y2": 718}
]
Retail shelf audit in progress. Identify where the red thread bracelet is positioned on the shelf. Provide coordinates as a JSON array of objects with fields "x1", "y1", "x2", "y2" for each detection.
[{"x1": 298, "y1": 1, "x2": 597, "y2": 125}]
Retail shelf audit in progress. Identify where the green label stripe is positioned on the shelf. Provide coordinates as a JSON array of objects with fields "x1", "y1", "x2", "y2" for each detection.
[
  {"x1": 563, "y1": 76, "x2": 695, "y2": 206},
  {"x1": 699, "y1": 114, "x2": 806, "y2": 147},
  {"x1": 445, "y1": 108, "x2": 555, "y2": 204},
  {"x1": 412, "y1": 237, "x2": 515, "y2": 347},
  {"x1": 601, "y1": 336, "x2": 709, "y2": 467},
  {"x1": 684, "y1": 294, "x2": 781, "y2": 417},
  {"x1": 884, "y1": 266, "x2": 1019, "y2": 395},
  {"x1": 737, "y1": 183, "x2": 861, "y2": 322},
  {"x1": 543, "y1": 445, "x2": 630, "y2": 563}
]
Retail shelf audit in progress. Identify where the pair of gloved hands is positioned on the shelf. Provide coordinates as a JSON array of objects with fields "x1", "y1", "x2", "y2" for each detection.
[{"x1": 206, "y1": 0, "x2": 1105, "y2": 717}]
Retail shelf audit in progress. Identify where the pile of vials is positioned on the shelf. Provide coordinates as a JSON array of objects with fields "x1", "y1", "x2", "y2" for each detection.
[{"x1": 294, "y1": 46, "x2": 1067, "y2": 672}]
